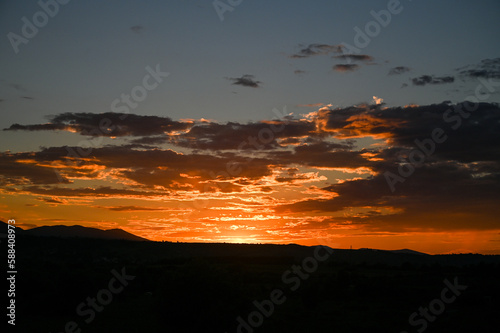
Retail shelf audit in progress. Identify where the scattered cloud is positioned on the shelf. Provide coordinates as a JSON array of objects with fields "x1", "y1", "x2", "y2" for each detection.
[
  {"x1": 227, "y1": 74, "x2": 261, "y2": 88},
  {"x1": 411, "y1": 75, "x2": 455, "y2": 86}
]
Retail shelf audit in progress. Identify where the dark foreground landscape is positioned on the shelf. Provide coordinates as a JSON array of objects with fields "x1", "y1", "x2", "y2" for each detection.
[{"x1": 6, "y1": 225, "x2": 500, "y2": 333}]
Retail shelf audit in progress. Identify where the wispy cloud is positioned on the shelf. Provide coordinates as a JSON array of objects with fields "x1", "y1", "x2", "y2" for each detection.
[
  {"x1": 388, "y1": 66, "x2": 410, "y2": 75},
  {"x1": 97, "y1": 205, "x2": 166, "y2": 211},
  {"x1": 290, "y1": 43, "x2": 343, "y2": 59},
  {"x1": 297, "y1": 103, "x2": 324, "y2": 107},
  {"x1": 130, "y1": 25, "x2": 144, "y2": 34}
]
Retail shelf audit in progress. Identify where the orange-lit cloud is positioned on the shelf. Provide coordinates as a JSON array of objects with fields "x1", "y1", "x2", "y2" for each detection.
[{"x1": 2, "y1": 102, "x2": 500, "y2": 254}]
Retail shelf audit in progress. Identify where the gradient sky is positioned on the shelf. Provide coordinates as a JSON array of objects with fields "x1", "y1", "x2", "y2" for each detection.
[{"x1": 1, "y1": 0, "x2": 500, "y2": 254}]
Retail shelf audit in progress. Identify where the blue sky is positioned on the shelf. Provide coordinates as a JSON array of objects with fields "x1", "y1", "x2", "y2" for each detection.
[{"x1": 1, "y1": 0, "x2": 499, "y2": 135}]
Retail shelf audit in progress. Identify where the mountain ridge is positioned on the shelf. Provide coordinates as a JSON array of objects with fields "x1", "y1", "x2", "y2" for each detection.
[{"x1": 0, "y1": 221, "x2": 148, "y2": 241}]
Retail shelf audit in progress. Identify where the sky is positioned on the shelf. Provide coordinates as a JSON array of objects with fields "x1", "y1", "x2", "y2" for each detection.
[{"x1": 1, "y1": 0, "x2": 500, "y2": 254}]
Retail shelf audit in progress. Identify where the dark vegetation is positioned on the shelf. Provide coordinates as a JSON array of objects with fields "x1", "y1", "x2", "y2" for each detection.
[{"x1": 8, "y1": 231, "x2": 500, "y2": 333}]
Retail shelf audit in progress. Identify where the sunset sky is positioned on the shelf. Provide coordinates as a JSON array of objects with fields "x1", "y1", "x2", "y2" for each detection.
[{"x1": 1, "y1": 0, "x2": 500, "y2": 254}]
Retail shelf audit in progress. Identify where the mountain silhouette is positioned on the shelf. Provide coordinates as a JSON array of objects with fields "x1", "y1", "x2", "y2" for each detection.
[
  {"x1": 16, "y1": 223, "x2": 148, "y2": 241},
  {"x1": 0, "y1": 220, "x2": 24, "y2": 237},
  {"x1": 389, "y1": 248, "x2": 429, "y2": 255}
]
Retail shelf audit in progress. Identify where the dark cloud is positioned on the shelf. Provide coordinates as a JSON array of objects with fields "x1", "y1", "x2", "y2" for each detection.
[
  {"x1": 411, "y1": 75, "x2": 455, "y2": 86},
  {"x1": 275, "y1": 102, "x2": 500, "y2": 231},
  {"x1": 0, "y1": 152, "x2": 70, "y2": 185},
  {"x1": 388, "y1": 66, "x2": 410, "y2": 75},
  {"x1": 278, "y1": 158, "x2": 500, "y2": 232},
  {"x1": 2, "y1": 145, "x2": 275, "y2": 194},
  {"x1": 4, "y1": 112, "x2": 192, "y2": 137},
  {"x1": 227, "y1": 75, "x2": 261, "y2": 88},
  {"x1": 333, "y1": 54, "x2": 373, "y2": 62},
  {"x1": 7, "y1": 123, "x2": 67, "y2": 131},
  {"x1": 290, "y1": 43, "x2": 343, "y2": 58},
  {"x1": 173, "y1": 120, "x2": 317, "y2": 150},
  {"x1": 312, "y1": 102, "x2": 500, "y2": 153},
  {"x1": 333, "y1": 64, "x2": 359, "y2": 72},
  {"x1": 458, "y1": 57, "x2": 500, "y2": 79},
  {"x1": 85, "y1": 146, "x2": 271, "y2": 179}
]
